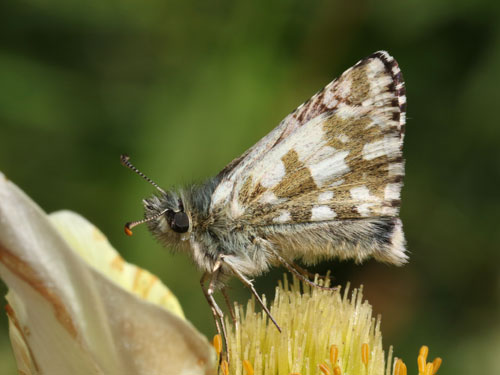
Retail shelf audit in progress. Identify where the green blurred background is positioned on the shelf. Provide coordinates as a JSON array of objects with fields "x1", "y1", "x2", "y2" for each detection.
[{"x1": 1, "y1": 0, "x2": 499, "y2": 374}]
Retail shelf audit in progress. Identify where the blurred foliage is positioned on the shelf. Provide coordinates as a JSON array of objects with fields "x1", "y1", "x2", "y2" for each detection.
[{"x1": 1, "y1": 1, "x2": 499, "y2": 374}]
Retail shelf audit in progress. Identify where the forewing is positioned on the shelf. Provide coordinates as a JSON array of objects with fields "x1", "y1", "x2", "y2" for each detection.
[{"x1": 210, "y1": 51, "x2": 406, "y2": 225}]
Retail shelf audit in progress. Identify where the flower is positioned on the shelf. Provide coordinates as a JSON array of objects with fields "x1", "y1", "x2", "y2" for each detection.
[
  {"x1": 219, "y1": 278, "x2": 442, "y2": 375},
  {"x1": 0, "y1": 172, "x2": 442, "y2": 375},
  {"x1": 0, "y1": 172, "x2": 216, "y2": 375}
]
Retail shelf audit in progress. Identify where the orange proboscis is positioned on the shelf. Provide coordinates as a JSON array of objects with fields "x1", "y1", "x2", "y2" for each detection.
[{"x1": 124, "y1": 226, "x2": 133, "y2": 236}]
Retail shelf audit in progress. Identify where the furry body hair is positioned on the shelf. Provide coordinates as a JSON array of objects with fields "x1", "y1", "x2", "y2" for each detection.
[{"x1": 144, "y1": 177, "x2": 407, "y2": 282}]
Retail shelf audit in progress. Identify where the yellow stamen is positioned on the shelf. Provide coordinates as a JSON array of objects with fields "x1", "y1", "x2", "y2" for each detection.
[
  {"x1": 419, "y1": 345, "x2": 429, "y2": 362},
  {"x1": 319, "y1": 363, "x2": 331, "y2": 375},
  {"x1": 330, "y1": 345, "x2": 338, "y2": 366},
  {"x1": 418, "y1": 355, "x2": 426, "y2": 373},
  {"x1": 213, "y1": 334, "x2": 222, "y2": 355},
  {"x1": 220, "y1": 359, "x2": 229, "y2": 375},
  {"x1": 361, "y1": 343, "x2": 369, "y2": 365},
  {"x1": 243, "y1": 360, "x2": 254, "y2": 375},
  {"x1": 400, "y1": 361, "x2": 407, "y2": 375},
  {"x1": 394, "y1": 359, "x2": 402, "y2": 375},
  {"x1": 424, "y1": 362, "x2": 434, "y2": 375},
  {"x1": 223, "y1": 276, "x2": 442, "y2": 375},
  {"x1": 432, "y1": 357, "x2": 442, "y2": 374},
  {"x1": 394, "y1": 359, "x2": 406, "y2": 375}
]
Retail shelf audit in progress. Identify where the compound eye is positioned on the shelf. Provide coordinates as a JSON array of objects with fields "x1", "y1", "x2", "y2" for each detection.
[{"x1": 171, "y1": 211, "x2": 189, "y2": 233}]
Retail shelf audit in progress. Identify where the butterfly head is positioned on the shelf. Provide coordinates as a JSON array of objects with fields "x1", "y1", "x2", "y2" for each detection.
[
  {"x1": 140, "y1": 192, "x2": 193, "y2": 246},
  {"x1": 120, "y1": 154, "x2": 192, "y2": 243}
]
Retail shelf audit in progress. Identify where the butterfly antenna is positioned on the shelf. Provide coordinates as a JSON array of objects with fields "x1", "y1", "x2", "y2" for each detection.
[
  {"x1": 124, "y1": 207, "x2": 170, "y2": 236},
  {"x1": 120, "y1": 154, "x2": 166, "y2": 195}
]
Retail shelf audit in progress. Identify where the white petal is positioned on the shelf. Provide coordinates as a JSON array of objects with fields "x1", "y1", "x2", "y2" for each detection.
[{"x1": 0, "y1": 172, "x2": 215, "y2": 375}]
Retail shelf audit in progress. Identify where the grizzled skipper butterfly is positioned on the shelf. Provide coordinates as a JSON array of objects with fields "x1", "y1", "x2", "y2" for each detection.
[{"x1": 121, "y1": 51, "x2": 407, "y2": 357}]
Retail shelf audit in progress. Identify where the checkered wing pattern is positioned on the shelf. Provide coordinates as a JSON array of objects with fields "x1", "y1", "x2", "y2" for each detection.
[{"x1": 210, "y1": 51, "x2": 406, "y2": 226}]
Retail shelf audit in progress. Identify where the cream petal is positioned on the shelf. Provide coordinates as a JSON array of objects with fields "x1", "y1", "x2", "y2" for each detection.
[
  {"x1": 48, "y1": 210, "x2": 185, "y2": 319},
  {"x1": 0, "y1": 172, "x2": 215, "y2": 375}
]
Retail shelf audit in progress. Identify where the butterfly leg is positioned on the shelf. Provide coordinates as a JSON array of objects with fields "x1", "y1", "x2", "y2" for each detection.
[
  {"x1": 221, "y1": 256, "x2": 282, "y2": 333},
  {"x1": 271, "y1": 249, "x2": 338, "y2": 291},
  {"x1": 288, "y1": 259, "x2": 333, "y2": 283},
  {"x1": 221, "y1": 287, "x2": 236, "y2": 325},
  {"x1": 200, "y1": 261, "x2": 229, "y2": 363}
]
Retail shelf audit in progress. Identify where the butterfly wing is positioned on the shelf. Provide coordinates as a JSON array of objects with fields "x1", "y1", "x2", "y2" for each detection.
[
  {"x1": 211, "y1": 51, "x2": 400, "y2": 207},
  {"x1": 211, "y1": 51, "x2": 405, "y2": 218},
  {"x1": 210, "y1": 51, "x2": 407, "y2": 265}
]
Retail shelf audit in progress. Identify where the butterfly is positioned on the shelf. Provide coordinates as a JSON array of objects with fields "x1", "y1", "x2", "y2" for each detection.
[{"x1": 121, "y1": 50, "x2": 407, "y2": 358}]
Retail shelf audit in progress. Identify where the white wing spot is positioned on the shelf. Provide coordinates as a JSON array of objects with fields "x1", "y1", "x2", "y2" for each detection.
[
  {"x1": 323, "y1": 88, "x2": 338, "y2": 109},
  {"x1": 356, "y1": 203, "x2": 375, "y2": 217},
  {"x1": 260, "y1": 159, "x2": 285, "y2": 188},
  {"x1": 388, "y1": 163, "x2": 404, "y2": 177},
  {"x1": 273, "y1": 211, "x2": 291, "y2": 224},
  {"x1": 259, "y1": 191, "x2": 285, "y2": 205},
  {"x1": 400, "y1": 112, "x2": 406, "y2": 126},
  {"x1": 350, "y1": 186, "x2": 380, "y2": 202},
  {"x1": 384, "y1": 183, "x2": 401, "y2": 201},
  {"x1": 311, "y1": 206, "x2": 337, "y2": 220},
  {"x1": 367, "y1": 58, "x2": 385, "y2": 75},
  {"x1": 350, "y1": 186, "x2": 381, "y2": 217},
  {"x1": 318, "y1": 191, "x2": 334, "y2": 203},
  {"x1": 381, "y1": 206, "x2": 398, "y2": 216},
  {"x1": 362, "y1": 136, "x2": 401, "y2": 161},
  {"x1": 293, "y1": 119, "x2": 327, "y2": 162},
  {"x1": 336, "y1": 134, "x2": 350, "y2": 143},
  {"x1": 310, "y1": 150, "x2": 350, "y2": 187},
  {"x1": 336, "y1": 77, "x2": 352, "y2": 99}
]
